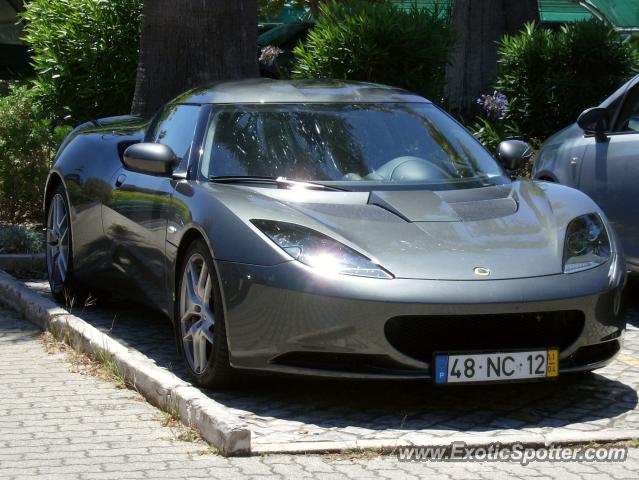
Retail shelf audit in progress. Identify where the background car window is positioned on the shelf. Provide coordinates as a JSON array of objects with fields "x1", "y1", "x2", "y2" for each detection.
[
  {"x1": 613, "y1": 85, "x2": 639, "y2": 133},
  {"x1": 152, "y1": 104, "x2": 201, "y2": 170}
]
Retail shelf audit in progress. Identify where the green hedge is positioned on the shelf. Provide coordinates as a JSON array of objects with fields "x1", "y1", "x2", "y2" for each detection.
[
  {"x1": 0, "y1": 85, "x2": 70, "y2": 223},
  {"x1": 21, "y1": 0, "x2": 143, "y2": 122},
  {"x1": 495, "y1": 20, "x2": 637, "y2": 141},
  {"x1": 0, "y1": 223, "x2": 45, "y2": 254},
  {"x1": 292, "y1": 0, "x2": 455, "y2": 102},
  {"x1": 1, "y1": 0, "x2": 142, "y2": 225}
]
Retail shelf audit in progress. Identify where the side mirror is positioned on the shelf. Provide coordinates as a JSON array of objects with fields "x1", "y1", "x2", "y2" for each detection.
[
  {"x1": 122, "y1": 143, "x2": 177, "y2": 175},
  {"x1": 496, "y1": 140, "x2": 532, "y2": 172},
  {"x1": 577, "y1": 107, "x2": 609, "y2": 142}
]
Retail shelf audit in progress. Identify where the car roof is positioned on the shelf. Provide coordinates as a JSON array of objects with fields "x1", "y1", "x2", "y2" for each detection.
[{"x1": 173, "y1": 79, "x2": 430, "y2": 105}]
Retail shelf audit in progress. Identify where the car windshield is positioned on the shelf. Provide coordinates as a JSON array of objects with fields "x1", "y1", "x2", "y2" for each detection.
[{"x1": 201, "y1": 103, "x2": 508, "y2": 190}]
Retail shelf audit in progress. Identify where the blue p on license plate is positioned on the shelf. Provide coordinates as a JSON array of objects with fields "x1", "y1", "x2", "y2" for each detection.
[{"x1": 434, "y1": 349, "x2": 559, "y2": 384}]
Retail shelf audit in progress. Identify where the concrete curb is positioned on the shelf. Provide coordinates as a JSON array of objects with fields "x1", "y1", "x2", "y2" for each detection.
[
  {"x1": 0, "y1": 269, "x2": 251, "y2": 456},
  {"x1": 0, "y1": 253, "x2": 45, "y2": 273},
  {"x1": 252, "y1": 430, "x2": 639, "y2": 454}
]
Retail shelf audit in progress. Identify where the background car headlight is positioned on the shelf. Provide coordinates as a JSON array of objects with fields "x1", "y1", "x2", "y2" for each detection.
[
  {"x1": 563, "y1": 213, "x2": 610, "y2": 273},
  {"x1": 251, "y1": 220, "x2": 393, "y2": 279}
]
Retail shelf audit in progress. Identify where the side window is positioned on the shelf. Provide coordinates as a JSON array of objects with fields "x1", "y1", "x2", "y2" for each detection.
[
  {"x1": 152, "y1": 104, "x2": 202, "y2": 171},
  {"x1": 613, "y1": 85, "x2": 639, "y2": 133}
]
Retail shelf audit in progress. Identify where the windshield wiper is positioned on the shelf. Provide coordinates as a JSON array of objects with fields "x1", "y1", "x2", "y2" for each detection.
[{"x1": 209, "y1": 176, "x2": 345, "y2": 191}]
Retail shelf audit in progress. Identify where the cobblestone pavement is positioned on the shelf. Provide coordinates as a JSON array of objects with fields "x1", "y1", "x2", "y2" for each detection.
[
  {"x1": 19, "y1": 279, "x2": 639, "y2": 452},
  {"x1": 1, "y1": 305, "x2": 639, "y2": 479}
]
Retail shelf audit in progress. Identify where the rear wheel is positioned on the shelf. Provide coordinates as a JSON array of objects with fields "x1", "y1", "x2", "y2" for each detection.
[
  {"x1": 46, "y1": 184, "x2": 84, "y2": 305},
  {"x1": 176, "y1": 239, "x2": 234, "y2": 388}
]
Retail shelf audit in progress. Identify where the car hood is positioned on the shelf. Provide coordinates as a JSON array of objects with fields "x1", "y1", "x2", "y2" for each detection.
[{"x1": 201, "y1": 180, "x2": 605, "y2": 280}]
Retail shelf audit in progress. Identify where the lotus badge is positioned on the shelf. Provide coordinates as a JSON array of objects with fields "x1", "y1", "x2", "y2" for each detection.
[{"x1": 474, "y1": 267, "x2": 491, "y2": 277}]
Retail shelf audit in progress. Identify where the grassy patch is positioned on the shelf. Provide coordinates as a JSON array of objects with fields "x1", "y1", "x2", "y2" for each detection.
[
  {"x1": 571, "y1": 439, "x2": 639, "y2": 449},
  {"x1": 40, "y1": 330, "x2": 127, "y2": 388},
  {"x1": 195, "y1": 446, "x2": 221, "y2": 456},
  {"x1": 323, "y1": 448, "x2": 383, "y2": 461},
  {"x1": 159, "y1": 398, "x2": 206, "y2": 445}
]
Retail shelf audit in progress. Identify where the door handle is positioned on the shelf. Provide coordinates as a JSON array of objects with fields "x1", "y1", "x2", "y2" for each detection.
[{"x1": 115, "y1": 174, "x2": 127, "y2": 188}]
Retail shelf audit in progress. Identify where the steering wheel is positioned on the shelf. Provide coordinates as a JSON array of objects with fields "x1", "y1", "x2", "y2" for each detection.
[{"x1": 362, "y1": 156, "x2": 452, "y2": 182}]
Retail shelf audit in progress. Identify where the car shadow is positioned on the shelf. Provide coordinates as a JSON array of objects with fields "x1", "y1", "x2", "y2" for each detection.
[
  {"x1": 25, "y1": 278, "x2": 639, "y2": 441},
  {"x1": 209, "y1": 372, "x2": 637, "y2": 436}
]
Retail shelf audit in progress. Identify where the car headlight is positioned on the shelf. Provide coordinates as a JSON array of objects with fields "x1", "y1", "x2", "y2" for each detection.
[
  {"x1": 563, "y1": 213, "x2": 610, "y2": 273},
  {"x1": 251, "y1": 220, "x2": 393, "y2": 279}
]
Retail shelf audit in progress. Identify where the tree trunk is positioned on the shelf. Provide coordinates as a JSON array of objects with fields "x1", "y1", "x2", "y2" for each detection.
[
  {"x1": 132, "y1": 0, "x2": 258, "y2": 117},
  {"x1": 445, "y1": 0, "x2": 538, "y2": 118}
]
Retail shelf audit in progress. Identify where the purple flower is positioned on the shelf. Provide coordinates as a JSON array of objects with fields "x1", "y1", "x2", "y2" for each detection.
[{"x1": 477, "y1": 91, "x2": 508, "y2": 120}]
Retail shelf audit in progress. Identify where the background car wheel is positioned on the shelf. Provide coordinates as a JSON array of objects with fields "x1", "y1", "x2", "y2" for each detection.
[
  {"x1": 176, "y1": 239, "x2": 234, "y2": 388},
  {"x1": 46, "y1": 184, "x2": 86, "y2": 305}
]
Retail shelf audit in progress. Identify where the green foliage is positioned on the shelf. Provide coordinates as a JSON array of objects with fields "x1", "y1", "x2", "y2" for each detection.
[
  {"x1": 0, "y1": 223, "x2": 45, "y2": 254},
  {"x1": 468, "y1": 117, "x2": 516, "y2": 153},
  {"x1": 0, "y1": 85, "x2": 71, "y2": 224},
  {"x1": 467, "y1": 91, "x2": 520, "y2": 152},
  {"x1": 469, "y1": 117, "x2": 539, "y2": 176},
  {"x1": 20, "y1": 0, "x2": 143, "y2": 122},
  {"x1": 495, "y1": 20, "x2": 637, "y2": 141},
  {"x1": 292, "y1": 0, "x2": 455, "y2": 101}
]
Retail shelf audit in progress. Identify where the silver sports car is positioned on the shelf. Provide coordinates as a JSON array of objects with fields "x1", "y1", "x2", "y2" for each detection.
[
  {"x1": 534, "y1": 74, "x2": 639, "y2": 272},
  {"x1": 45, "y1": 79, "x2": 626, "y2": 388}
]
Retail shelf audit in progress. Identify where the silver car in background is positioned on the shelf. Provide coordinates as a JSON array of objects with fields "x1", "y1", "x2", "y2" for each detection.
[{"x1": 533, "y1": 74, "x2": 639, "y2": 272}]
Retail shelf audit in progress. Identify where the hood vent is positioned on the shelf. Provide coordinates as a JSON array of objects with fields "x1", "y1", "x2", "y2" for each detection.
[
  {"x1": 366, "y1": 185, "x2": 518, "y2": 223},
  {"x1": 293, "y1": 203, "x2": 405, "y2": 223},
  {"x1": 286, "y1": 185, "x2": 517, "y2": 223},
  {"x1": 447, "y1": 197, "x2": 518, "y2": 221},
  {"x1": 436, "y1": 185, "x2": 518, "y2": 221}
]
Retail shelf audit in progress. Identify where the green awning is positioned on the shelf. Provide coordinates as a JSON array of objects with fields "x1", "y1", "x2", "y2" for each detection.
[
  {"x1": 259, "y1": 1, "x2": 637, "y2": 31},
  {"x1": 540, "y1": 1, "x2": 639, "y2": 30},
  {"x1": 583, "y1": 0, "x2": 639, "y2": 29},
  {"x1": 539, "y1": 1, "x2": 594, "y2": 23},
  {"x1": 395, "y1": 1, "x2": 639, "y2": 30}
]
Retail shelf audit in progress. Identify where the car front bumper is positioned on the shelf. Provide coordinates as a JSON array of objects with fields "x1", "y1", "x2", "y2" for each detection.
[{"x1": 217, "y1": 253, "x2": 627, "y2": 379}]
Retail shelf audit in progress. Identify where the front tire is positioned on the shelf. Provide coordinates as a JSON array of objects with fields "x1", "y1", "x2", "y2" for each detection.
[
  {"x1": 175, "y1": 239, "x2": 234, "y2": 388},
  {"x1": 46, "y1": 184, "x2": 84, "y2": 305}
]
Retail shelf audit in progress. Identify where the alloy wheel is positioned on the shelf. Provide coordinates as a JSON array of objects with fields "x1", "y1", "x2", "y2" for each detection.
[
  {"x1": 46, "y1": 193, "x2": 70, "y2": 288},
  {"x1": 179, "y1": 253, "x2": 215, "y2": 374}
]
